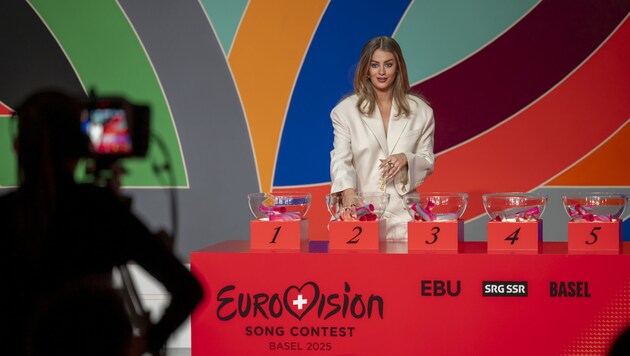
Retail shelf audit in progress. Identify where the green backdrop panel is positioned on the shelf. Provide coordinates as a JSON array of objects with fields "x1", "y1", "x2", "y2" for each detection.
[{"x1": 29, "y1": 0, "x2": 187, "y2": 187}]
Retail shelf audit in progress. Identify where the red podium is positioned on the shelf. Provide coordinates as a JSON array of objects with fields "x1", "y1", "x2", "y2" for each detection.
[
  {"x1": 407, "y1": 220, "x2": 463, "y2": 251},
  {"x1": 568, "y1": 221, "x2": 622, "y2": 253},
  {"x1": 328, "y1": 219, "x2": 386, "y2": 250},
  {"x1": 487, "y1": 220, "x2": 542, "y2": 252},
  {"x1": 250, "y1": 219, "x2": 308, "y2": 250}
]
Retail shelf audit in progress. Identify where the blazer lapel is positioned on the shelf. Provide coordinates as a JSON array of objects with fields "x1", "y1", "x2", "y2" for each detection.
[
  {"x1": 361, "y1": 110, "x2": 389, "y2": 156},
  {"x1": 387, "y1": 101, "x2": 410, "y2": 154}
]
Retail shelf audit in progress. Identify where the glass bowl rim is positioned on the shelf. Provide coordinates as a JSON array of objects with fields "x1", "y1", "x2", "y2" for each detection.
[
  {"x1": 482, "y1": 192, "x2": 548, "y2": 200},
  {"x1": 324, "y1": 192, "x2": 391, "y2": 200},
  {"x1": 414, "y1": 192, "x2": 469, "y2": 199},
  {"x1": 561, "y1": 192, "x2": 628, "y2": 200},
  {"x1": 248, "y1": 192, "x2": 312, "y2": 198}
]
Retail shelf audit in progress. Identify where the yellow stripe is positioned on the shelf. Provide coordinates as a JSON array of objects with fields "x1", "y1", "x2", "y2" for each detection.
[{"x1": 229, "y1": 0, "x2": 328, "y2": 192}]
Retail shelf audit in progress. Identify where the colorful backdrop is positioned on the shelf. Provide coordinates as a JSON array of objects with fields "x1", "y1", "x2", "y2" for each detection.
[{"x1": 1, "y1": 0, "x2": 629, "y2": 259}]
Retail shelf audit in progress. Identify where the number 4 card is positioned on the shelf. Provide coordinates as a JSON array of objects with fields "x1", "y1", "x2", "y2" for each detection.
[{"x1": 487, "y1": 220, "x2": 542, "y2": 253}]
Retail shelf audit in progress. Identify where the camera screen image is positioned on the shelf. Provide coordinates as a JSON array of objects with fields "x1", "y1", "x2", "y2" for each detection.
[{"x1": 81, "y1": 107, "x2": 133, "y2": 155}]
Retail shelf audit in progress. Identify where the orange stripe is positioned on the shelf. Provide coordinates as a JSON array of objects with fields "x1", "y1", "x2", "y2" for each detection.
[
  {"x1": 547, "y1": 120, "x2": 630, "y2": 186},
  {"x1": 229, "y1": 0, "x2": 328, "y2": 192},
  {"x1": 419, "y1": 19, "x2": 630, "y2": 220}
]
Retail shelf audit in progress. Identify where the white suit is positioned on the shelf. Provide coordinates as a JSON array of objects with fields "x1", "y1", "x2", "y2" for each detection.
[{"x1": 330, "y1": 94, "x2": 435, "y2": 240}]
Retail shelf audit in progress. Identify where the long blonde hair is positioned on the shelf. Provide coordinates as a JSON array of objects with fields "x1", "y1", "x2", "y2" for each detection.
[{"x1": 353, "y1": 36, "x2": 412, "y2": 117}]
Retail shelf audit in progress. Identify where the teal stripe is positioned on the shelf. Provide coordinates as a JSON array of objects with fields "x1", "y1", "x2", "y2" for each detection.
[
  {"x1": 200, "y1": 0, "x2": 249, "y2": 54},
  {"x1": 395, "y1": 0, "x2": 539, "y2": 84},
  {"x1": 29, "y1": 0, "x2": 187, "y2": 187}
]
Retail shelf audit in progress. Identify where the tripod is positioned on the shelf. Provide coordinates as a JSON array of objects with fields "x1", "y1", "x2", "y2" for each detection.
[{"x1": 87, "y1": 158, "x2": 171, "y2": 355}]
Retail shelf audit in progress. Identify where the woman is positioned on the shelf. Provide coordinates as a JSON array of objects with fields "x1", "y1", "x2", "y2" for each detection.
[
  {"x1": 330, "y1": 36, "x2": 436, "y2": 240},
  {"x1": 0, "y1": 90, "x2": 203, "y2": 355}
]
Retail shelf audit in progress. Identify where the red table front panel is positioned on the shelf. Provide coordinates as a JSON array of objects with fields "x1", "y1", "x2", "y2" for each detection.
[{"x1": 191, "y1": 241, "x2": 630, "y2": 355}]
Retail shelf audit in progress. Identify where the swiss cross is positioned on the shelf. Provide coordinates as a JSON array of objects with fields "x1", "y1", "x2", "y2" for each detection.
[{"x1": 292, "y1": 294, "x2": 308, "y2": 310}]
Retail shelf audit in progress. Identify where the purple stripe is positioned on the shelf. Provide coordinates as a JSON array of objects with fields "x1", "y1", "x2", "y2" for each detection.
[{"x1": 411, "y1": 0, "x2": 630, "y2": 153}]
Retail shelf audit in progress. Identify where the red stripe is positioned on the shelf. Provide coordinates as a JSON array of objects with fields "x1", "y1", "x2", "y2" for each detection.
[{"x1": 0, "y1": 102, "x2": 13, "y2": 115}]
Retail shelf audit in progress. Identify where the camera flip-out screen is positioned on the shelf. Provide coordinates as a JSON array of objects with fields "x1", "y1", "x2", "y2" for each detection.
[
  {"x1": 81, "y1": 98, "x2": 149, "y2": 157},
  {"x1": 83, "y1": 107, "x2": 133, "y2": 155}
]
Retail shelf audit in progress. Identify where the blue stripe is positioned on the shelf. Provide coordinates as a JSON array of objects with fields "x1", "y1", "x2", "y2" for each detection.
[
  {"x1": 274, "y1": 0, "x2": 411, "y2": 186},
  {"x1": 623, "y1": 217, "x2": 630, "y2": 241}
]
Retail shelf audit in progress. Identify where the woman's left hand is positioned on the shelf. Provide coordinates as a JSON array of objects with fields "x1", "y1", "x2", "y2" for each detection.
[{"x1": 379, "y1": 153, "x2": 408, "y2": 178}]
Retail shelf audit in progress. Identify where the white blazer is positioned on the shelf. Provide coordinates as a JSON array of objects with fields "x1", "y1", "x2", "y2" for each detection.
[{"x1": 330, "y1": 94, "x2": 436, "y2": 240}]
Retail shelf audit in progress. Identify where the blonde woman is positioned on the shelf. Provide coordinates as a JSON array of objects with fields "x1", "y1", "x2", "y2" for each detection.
[{"x1": 330, "y1": 36, "x2": 436, "y2": 240}]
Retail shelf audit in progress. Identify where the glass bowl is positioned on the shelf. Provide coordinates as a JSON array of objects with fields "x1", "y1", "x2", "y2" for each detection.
[
  {"x1": 325, "y1": 194, "x2": 343, "y2": 220},
  {"x1": 405, "y1": 192, "x2": 468, "y2": 222},
  {"x1": 325, "y1": 192, "x2": 390, "y2": 221},
  {"x1": 247, "y1": 192, "x2": 311, "y2": 221},
  {"x1": 562, "y1": 193, "x2": 627, "y2": 222},
  {"x1": 482, "y1": 192, "x2": 547, "y2": 222}
]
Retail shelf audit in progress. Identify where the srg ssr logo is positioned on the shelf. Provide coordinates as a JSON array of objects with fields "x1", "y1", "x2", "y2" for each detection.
[{"x1": 482, "y1": 281, "x2": 528, "y2": 297}]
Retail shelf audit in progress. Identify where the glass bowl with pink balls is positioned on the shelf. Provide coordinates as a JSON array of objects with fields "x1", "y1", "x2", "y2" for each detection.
[
  {"x1": 404, "y1": 192, "x2": 468, "y2": 222},
  {"x1": 247, "y1": 192, "x2": 311, "y2": 221},
  {"x1": 562, "y1": 193, "x2": 627, "y2": 222},
  {"x1": 482, "y1": 192, "x2": 547, "y2": 222},
  {"x1": 325, "y1": 192, "x2": 390, "y2": 221}
]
